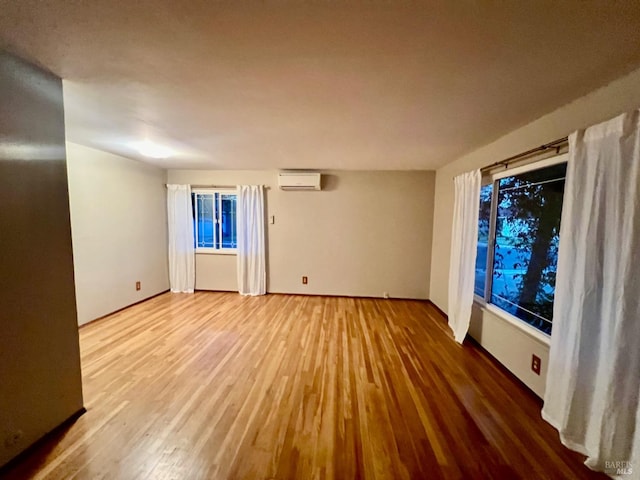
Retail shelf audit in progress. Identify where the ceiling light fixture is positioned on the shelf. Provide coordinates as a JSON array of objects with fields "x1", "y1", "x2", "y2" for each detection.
[{"x1": 134, "y1": 140, "x2": 173, "y2": 159}]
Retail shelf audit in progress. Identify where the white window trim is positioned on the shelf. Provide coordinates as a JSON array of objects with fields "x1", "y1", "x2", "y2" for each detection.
[
  {"x1": 192, "y1": 188, "x2": 237, "y2": 255},
  {"x1": 490, "y1": 152, "x2": 568, "y2": 181},
  {"x1": 196, "y1": 249, "x2": 237, "y2": 255},
  {"x1": 476, "y1": 152, "x2": 567, "y2": 340},
  {"x1": 473, "y1": 296, "x2": 551, "y2": 346}
]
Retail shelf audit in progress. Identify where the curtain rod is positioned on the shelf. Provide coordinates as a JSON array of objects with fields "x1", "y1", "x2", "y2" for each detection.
[
  {"x1": 165, "y1": 184, "x2": 270, "y2": 189},
  {"x1": 480, "y1": 136, "x2": 568, "y2": 172}
]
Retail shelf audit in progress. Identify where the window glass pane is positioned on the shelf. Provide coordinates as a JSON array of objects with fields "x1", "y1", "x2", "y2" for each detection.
[
  {"x1": 220, "y1": 194, "x2": 237, "y2": 249},
  {"x1": 191, "y1": 192, "x2": 196, "y2": 245},
  {"x1": 214, "y1": 193, "x2": 220, "y2": 249},
  {"x1": 196, "y1": 193, "x2": 215, "y2": 248},
  {"x1": 474, "y1": 184, "x2": 493, "y2": 297},
  {"x1": 490, "y1": 162, "x2": 567, "y2": 335}
]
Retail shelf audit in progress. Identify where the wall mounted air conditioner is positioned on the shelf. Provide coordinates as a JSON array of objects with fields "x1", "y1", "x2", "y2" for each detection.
[{"x1": 278, "y1": 172, "x2": 321, "y2": 191}]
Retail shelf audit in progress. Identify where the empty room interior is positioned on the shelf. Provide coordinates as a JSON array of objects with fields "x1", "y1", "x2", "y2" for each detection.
[{"x1": 2, "y1": 2, "x2": 640, "y2": 479}]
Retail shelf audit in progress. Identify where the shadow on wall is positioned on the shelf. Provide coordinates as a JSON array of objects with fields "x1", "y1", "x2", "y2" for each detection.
[
  {"x1": 469, "y1": 304, "x2": 485, "y2": 343},
  {"x1": 322, "y1": 174, "x2": 339, "y2": 191}
]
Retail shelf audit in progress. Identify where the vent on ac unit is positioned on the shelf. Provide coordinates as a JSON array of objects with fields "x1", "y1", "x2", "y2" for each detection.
[{"x1": 278, "y1": 172, "x2": 321, "y2": 191}]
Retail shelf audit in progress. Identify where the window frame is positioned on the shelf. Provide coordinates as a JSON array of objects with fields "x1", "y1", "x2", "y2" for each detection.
[
  {"x1": 192, "y1": 188, "x2": 238, "y2": 255},
  {"x1": 473, "y1": 178, "x2": 496, "y2": 303},
  {"x1": 473, "y1": 152, "x2": 569, "y2": 341}
]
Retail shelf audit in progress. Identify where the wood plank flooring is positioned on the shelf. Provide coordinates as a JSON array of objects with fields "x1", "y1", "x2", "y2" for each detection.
[{"x1": 2, "y1": 292, "x2": 604, "y2": 479}]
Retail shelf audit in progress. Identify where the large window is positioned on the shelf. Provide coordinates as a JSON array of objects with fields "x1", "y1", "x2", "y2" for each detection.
[
  {"x1": 474, "y1": 157, "x2": 567, "y2": 335},
  {"x1": 192, "y1": 190, "x2": 237, "y2": 253}
]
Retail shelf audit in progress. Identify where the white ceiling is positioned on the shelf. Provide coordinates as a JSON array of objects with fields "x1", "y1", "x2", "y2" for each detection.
[{"x1": 1, "y1": 1, "x2": 640, "y2": 170}]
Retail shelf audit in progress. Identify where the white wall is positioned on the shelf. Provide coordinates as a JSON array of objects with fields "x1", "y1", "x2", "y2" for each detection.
[
  {"x1": 430, "y1": 66, "x2": 640, "y2": 397},
  {"x1": 67, "y1": 143, "x2": 169, "y2": 325},
  {"x1": 168, "y1": 170, "x2": 435, "y2": 299}
]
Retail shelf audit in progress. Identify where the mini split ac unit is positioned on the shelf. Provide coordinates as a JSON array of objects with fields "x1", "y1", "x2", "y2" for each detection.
[{"x1": 278, "y1": 172, "x2": 322, "y2": 191}]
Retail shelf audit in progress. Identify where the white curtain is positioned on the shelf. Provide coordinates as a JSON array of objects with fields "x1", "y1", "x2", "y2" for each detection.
[
  {"x1": 542, "y1": 110, "x2": 640, "y2": 477},
  {"x1": 237, "y1": 185, "x2": 266, "y2": 296},
  {"x1": 166, "y1": 184, "x2": 195, "y2": 293},
  {"x1": 448, "y1": 169, "x2": 481, "y2": 343}
]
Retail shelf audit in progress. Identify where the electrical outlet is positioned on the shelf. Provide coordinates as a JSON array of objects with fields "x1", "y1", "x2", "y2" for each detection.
[
  {"x1": 302, "y1": 276, "x2": 308, "y2": 285},
  {"x1": 136, "y1": 281, "x2": 141, "y2": 291},
  {"x1": 531, "y1": 354, "x2": 541, "y2": 375}
]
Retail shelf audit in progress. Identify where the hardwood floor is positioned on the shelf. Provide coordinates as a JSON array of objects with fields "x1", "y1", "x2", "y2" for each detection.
[{"x1": 2, "y1": 292, "x2": 604, "y2": 479}]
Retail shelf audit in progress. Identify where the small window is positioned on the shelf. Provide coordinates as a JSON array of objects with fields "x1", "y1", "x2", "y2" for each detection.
[
  {"x1": 475, "y1": 158, "x2": 567, "y2": 336},
  {"x1": 192, "y1": 190, "x2": 237, "y2": 253}
]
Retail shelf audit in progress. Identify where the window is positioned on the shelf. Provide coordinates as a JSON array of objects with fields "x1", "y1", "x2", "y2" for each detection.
[
  {"x1": 474, "y1": 183, "x2": 493, "y2": 297},
  {"x1": 474, "y1": 157, "x2": 567, "y2": 335},
  {"x1": 192, "y1": 190, "x2": 237, "y2": 253}
]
